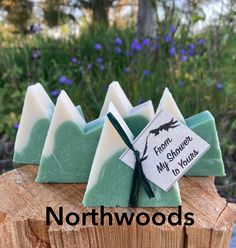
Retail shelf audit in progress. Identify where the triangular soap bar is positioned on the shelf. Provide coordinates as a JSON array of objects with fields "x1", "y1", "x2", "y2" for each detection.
[
  {"x1": 156, "y1": 87, "x2": 186, "y2": 124},
  {"x1": 83, "y1": 103, "x2": 181, "y2": 207},
  {"x1": 185, "y1": 111, "x2": 225, "y2": 176},
  {"x1": 36, "y1": 90, "x2": 153, "y2": 183},
  {"x1": 13, "y1": 83, "x2": 54, "y2": 164},
  {"x1": 99, "y1": 81, "x2": 133, "y2": 117},
  {"x1": 36, "y1": 91, "x2": 95, "y2": 183}
]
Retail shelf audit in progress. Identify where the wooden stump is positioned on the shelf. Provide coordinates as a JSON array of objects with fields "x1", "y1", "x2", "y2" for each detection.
[{"x1": 0, "y1": 165, "x2": 235, "y2": 248}]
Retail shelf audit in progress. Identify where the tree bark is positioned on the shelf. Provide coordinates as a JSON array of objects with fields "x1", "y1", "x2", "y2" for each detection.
[
  {"x1": 137, "y1": 0, "x2": 157, "y2": 38},
  {"x1": 92, "y1": 0, "x2": 110, "y2": 27}
]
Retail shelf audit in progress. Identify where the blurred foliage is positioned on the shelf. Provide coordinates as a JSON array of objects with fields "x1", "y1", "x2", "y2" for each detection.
[
  {"x1": 43, "y1": 0, "x2": 71, "y2": 28},
  {"x1": 0, "y1": 0, "x2": 33, "y2": 34}
]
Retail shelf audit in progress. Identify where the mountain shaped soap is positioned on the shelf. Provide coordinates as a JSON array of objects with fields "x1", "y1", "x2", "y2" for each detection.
[
  {"x1": 185, "y1": 111, "x2": 225, "y2": 176},
  {"x1": 83, "y1": 103, "x2": 181, "y2": 207},
  {"x1": 13, "y1": 83, "x2": 54, "y2": 165},
  {"x1": 156, "y1": 87, "x2": 186, "y2": 124},
  {"x1": 100, "y1": 81, "x2": 154, "y2": 137},
  {"x1": 100, "y1": 81, "x2": 133, "y2": 117},
  {"x1": 156, "y1": 88, "x2": 225, "y2": 176},
  {"x1": 36, "y1": 90, "x2": 99, "y2": 183},
  {"x1": 36, "y1": 90, "x2": 154, "y2": 183}
]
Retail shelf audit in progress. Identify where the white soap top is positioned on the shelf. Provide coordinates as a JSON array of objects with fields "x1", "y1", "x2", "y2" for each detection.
[
  {"x1": 156, "y1": 87, "x2": 186, "y2": 123},
  {"x1": 15, "y1": 83, "x2": 54, "y2": 153},
  {"x1": 86, "y1": 102, "x2": 134, "y2": 191},
  {"x1": 99, "y1": 81, "x2": 133, "y2": 117},
  {"x1": 42, "y1": 90, "x2": 86, "y2": 157},
  {"x1": 129, "y1": 100, "x2": 155, "y2": 121}
]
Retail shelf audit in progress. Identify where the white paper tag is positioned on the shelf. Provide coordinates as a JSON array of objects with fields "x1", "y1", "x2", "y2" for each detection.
[{"x1": 120, "y1": 109, "x2": 210, "y2": 191}]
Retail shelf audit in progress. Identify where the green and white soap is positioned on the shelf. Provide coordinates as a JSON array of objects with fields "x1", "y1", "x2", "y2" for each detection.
[
  {"x1": 157, "y1": 88, "x2": 225, "y2": 176},
  {"x1": 36, "y1": 80, "x2": 155, "y2": 183},
  {"x1": 13, "y1": 83, "x2": 54, "y2": 165},
  {"x1": 100, "y1": 80, "x2": 154, "y2": 137},
  {"x1": 100, "y1": 81, "x2": 133, "y2": 117},
  {"x1": 156, "y1": 87, "x2": 186, "y2": 124},
  {"x1": 185, "y1": 111, "x2": 225, "y2": 176},
  {"x1": 36, "y1": 90, "x2": 104, "y2": 183},
  {"x1": 83, "y1": 103, "x2": 181, "y2": 207}
]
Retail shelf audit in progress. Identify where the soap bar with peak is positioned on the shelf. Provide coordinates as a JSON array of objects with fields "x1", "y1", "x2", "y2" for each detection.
[
  {"x1": 99, "y1": 81, "x2": 133, "y2": 117},
  {"x1": 36, "y1": 90, "x2": 100, "y2": 183},
  {"x1": 36, "y1": 92, "x2": 154, "y2": 183},
  {"x1": 156, "y1": 87, "x2": 186, "y2": 124},
  {"x1": 185, "y1": 111, "x2": 225, "y2": 176},
  {"x1": 83, "y1": 103, "x2": 181, "y2": 207},
  {"x1": 13, "y1": 83, "x2": 54, "y2": 165},
  {"x1": 36, "y1": 80, "x2": 155, "y2": 183}
]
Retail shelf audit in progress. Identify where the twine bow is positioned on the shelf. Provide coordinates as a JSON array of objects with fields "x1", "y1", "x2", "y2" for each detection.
[{"x1": 107, "y1": 112, "x2": 155, "y2": 207}]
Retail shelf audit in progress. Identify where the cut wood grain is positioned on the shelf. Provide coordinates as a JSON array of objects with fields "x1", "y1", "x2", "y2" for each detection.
[{"x1": 0, "y1": 165, "x2": 235, "y2": 248}]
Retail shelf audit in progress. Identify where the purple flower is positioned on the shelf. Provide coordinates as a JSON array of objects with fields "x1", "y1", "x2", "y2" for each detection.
[
  {"x1": 28, "y1": 25, "x2": 37, "y2": 34},
  {"x1": 115, "y1": 37, "x2": 122, "y2": 45},
  {"x1": 180, "y1": 55, "x2": 187, "y2": 62},
  {"x1": 124, "y1": 67, "x2": 130, "y2": 73},
  {"x1": 13, "y1": 122, "x2": 19, "y2": 130},
  {"x1": 31, "y1": 49, "x2": 40, "y2": 60},
  {"x1": 179, "y1": 80, "x2": 185, "y2": 87},
  {"x1": 131, "y1": 39, "x2": 142, "y2": 51},
  {"x1": 165, "y1": 34, "x2": 171, "y2": 43},
  {"x1": 188, "y1": 44, "x2": 195, "y2": 50},
  {"x1": 197, "y1": 38, "x2": 205, "y2": 45},
  {"x1": 216, "y1": 82, "x2": 223, "y2": 91},
  {"x1": 169, "y1": 47, "x2": 176, "y2": 56},
  {"x1": 180, "y1": 49, "x2": 185, "y2": 55},
  {"x1": 71, "y1": 57, "x2": 77, "y2": 64},
  {"x1": 188, "y1": 44, "x2": 195, "y2": 56},
  {"x1": 28, "y1": 24, "x2": 43, "y2": 34},
  {"x1": 58, "y1": 75, "x2": 73, "y2": 85},
  {"x1": 114, "y1": 47, "x2": 122, "y2": 54},
  {"x1": 126, "y1": 51, "x2": 132, "y2": 57},
  {"x1": 188, "y1": 50, "x2": 194, "y2": 56},
  {"x1": 87, "y1": 64, "x2": 93, "y2": 70},
  {"x1": 94, "y1": 43, "x2": 102, "y2": 50},
  {"x1": 170, "y1": 25, "x2": 177, "y2": 33},
  {"x1": 142, "y1": 38, "x2": 150, "y2": 46},
  {"x1": 96, "y1": 57, "x2": 103, "y2": 64},
  {"x1": 99, "y1": 64, "x2": 105, "y2": 71},
  {"x1": 143, "y1": 70, "x2": 150, "y2": 76},
  {"x1": 51, "y1": 89, "x2": 61, "y2": 96},
  {"x1": 151, "y1": 43, "x2": 158, "y2": 51}
]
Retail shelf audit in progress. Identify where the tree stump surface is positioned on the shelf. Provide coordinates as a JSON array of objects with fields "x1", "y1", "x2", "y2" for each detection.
[{"x1": 0, "y1": 165, "x2": 235, "y2": 248}]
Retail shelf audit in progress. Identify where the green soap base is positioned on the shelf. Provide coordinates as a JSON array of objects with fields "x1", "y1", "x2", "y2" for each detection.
[
  {"x1": 36, "y1": 115, "x2": 150, "y2": 183},
  {"x1": 13, "y1": 119, "x2": 51, "y2": 165},
  {"x1": 83, "y1": 150, "x2": 181, "y2": 207},
  {"x1": 36, "y1": 121, "x2": 103, "y2": 183},
  {"x1": 185, "y1": 111, "x2": 225, "y2": 176},
  {"x1": 83, "y1": 150, "x2": 132, "y2": 207}
]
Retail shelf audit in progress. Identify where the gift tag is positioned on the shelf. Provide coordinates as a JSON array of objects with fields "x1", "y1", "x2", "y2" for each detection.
[{"x1": 120, "y1": 109, "x2": 210, "y2": 191}]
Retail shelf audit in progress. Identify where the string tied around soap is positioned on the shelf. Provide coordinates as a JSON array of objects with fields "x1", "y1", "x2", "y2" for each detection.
[{"x1": 107, "y1": 112, "x2": 155, "y2": 207}]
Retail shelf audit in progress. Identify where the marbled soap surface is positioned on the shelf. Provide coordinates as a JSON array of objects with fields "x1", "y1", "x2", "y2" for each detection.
[
  {"x1": 185, "y1": 111, "x2": 225, "y2": 176},
  {"x1": 13, "y1": 119, "x2": 51, "y2": 165}
]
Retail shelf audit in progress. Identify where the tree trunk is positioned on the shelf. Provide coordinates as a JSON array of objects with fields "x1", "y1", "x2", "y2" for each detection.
[
  {"x1": 92, "y1": 0, "x2": 110, "y2": 28},
  {"x1": 137, "y1": 0, "x2": 157, "y2": 38},
  {"x1": 0, "y1": 165, "x2": 235, "y2": 247}
]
